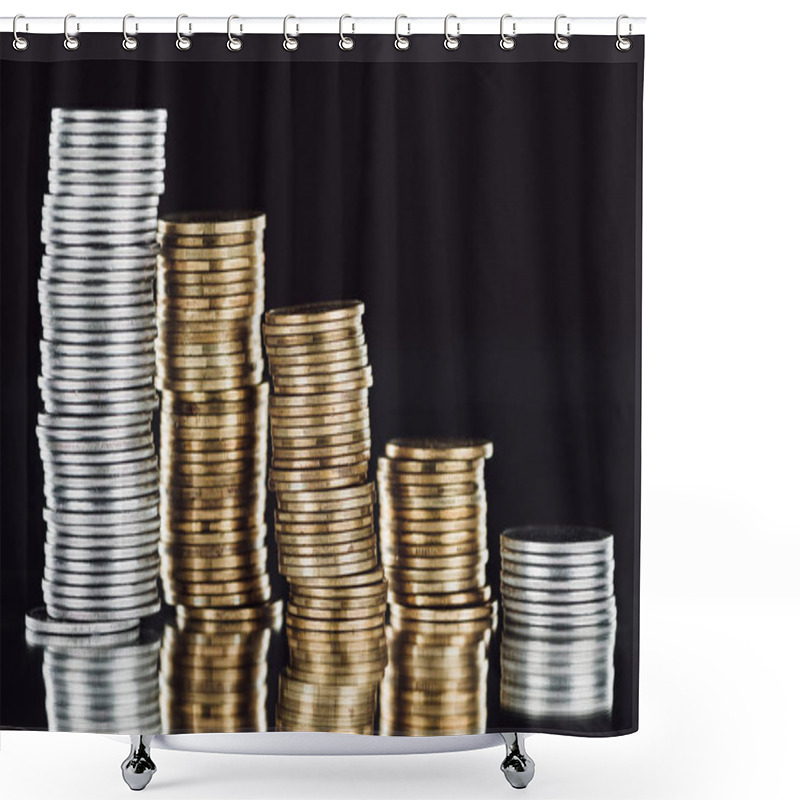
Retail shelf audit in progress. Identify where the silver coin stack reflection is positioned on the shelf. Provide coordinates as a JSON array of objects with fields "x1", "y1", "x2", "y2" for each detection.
[
  {"x1": 27, "y1": 626, "x2": 162, "y2": 733},
  {"x1": 33, "y1": 109, "x2": 167, "y2": 630},
  {"x1": 500, "y1": 526, "x2": 617, "y2": 723}
]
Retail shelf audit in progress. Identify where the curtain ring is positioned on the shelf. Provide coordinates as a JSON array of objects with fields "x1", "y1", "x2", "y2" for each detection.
[
  {"x1": 176, "y1": 14, "x2": 192, "y2": 50},
  {"x1": 339, "y1": 14, "x2": 355, "y2": 51},
  {"x1": 12, "y1": 14, "x2": 29, "y2": 51},
  {"x1": 499, "y1": 14, "x2": 516, "y2": 50},
  {"x1": 616, "y1": 15, "x2": 632, "y2": 51},
  {"x1": 394, "y1": 15, "x2": 410, "y2": 51},
  {"x1": 63, "y1": 14, "x2": 79, "y2": 51},
  {"x1": 553, "y1": 14, "x2": 570, "y2": 51},
  {"x1": 122, "y1": 14, "x2": 138, "y2": 51},
  {"x1": 283, "y1": 15, "x2": 299, "y2": 51},
  {"x1": 227, "y1": 15, "x2": 242, "y2": 51},
  {"x1": 443, "y1": 14, "x2": 460, "y2": 51}
]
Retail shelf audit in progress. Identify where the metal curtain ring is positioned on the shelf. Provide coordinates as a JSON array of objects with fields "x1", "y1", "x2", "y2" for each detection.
[
  {"x1": 63, "y1": 14, "x2": 79, "y2": 51},
  {"x1": 554, "y1": 14, "x2": 570, "y2": 51},
  {"x1": 394, "y1": 15, "x2": 410, "y2": 50},
  {"x1": 122, "y1": 14, "x2": 138, "y2": 51},
  {"x1": 339, "y1": 14, "x2": 355, "y2": 50},
  {"x1": 444, "y1": 14, "x2": 460, "y2": 51},
  {"x1": 227, "y1": 15, "x2": 242, "y2": 51},
  {"x1": 283, "y1": 15, "x2": 299, "y2": 51},
  {"x1": 616, "y1": 15, "x2": 632, "y2": 51},
  {"x1": 500, "y1": 14, "x2": 516, "y2": 50},
  {"x1": 176, "y1": 14, "x2": 192, "y2": 50},
  {"x1": 12, "y1": 14, "x2": 29, "y2": 51}
]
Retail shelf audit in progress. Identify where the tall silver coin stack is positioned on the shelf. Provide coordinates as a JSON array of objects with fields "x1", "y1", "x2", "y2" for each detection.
[
  {"x1": 500, "y1": 526, "x2": 617, "y2": 723},
  {"x1": 28, "y1": 108, "x2": 168, "y2": 635},
  {"x1": 26, "y1": 624, "x2": 162, "y2": 733}
]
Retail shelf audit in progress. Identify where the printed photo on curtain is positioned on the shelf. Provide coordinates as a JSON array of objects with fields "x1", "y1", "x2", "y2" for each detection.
[{"x1": 0, "y1": 23, "x2": 644, "y2": 757}]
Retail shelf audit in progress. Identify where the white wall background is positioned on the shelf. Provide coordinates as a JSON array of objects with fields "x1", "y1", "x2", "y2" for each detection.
[{"x1": 2, "y1": 1, "x2": 799, "y2": 798}]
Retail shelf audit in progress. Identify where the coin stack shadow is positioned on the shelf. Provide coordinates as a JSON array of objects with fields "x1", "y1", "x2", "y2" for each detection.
[
  {"x1": 380, "y1": 617, "x2": 491, "y2": 735},
  {"x1": 500, "y1": 526, "x2": 617, "y2": 724},
  {"x1": 159, "y1": 605, "x2": 282, "y2": 733},
  {"x1": 263, "y1": 301, "x2": 387, "y2": 731},
  {"x1": 377, "y1": 438, "x2": 495, "y2": 617},
  {"x1": 30, "y1": 108, "x2": 167, "y2": 634},
  {"x1": 156, "y1": 212, "x2": 272, "y2": 615},
  {"x1": 26, "y1": 625, "x2": 162, "y2": 733}
]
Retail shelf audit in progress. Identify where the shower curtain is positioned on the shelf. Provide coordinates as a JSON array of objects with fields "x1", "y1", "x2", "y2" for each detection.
[{"x1": 0, "y1": 30, "x2": 644, "y2": 738}]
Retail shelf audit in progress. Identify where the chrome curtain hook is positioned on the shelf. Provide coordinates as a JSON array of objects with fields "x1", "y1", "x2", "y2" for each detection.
[
  {"x1": 339, "y1": 14, "x2": 355, "y2": 51},
  {"x1": 122, "y1": 14, "x2": 138, "y2": 51},
  {"x1": 554, "y1": 14, "x2": 570, "y2": 51},
  {"x1": 176, "y1": 14, "x2": 192, "y2": 50},
  {"x1": 394, "y1": 14, "x2": 410, "y2": 50},
  {"x1": 63, "y1": 14, "x2": 79, "y2": 51},
  {"x1": 616, "y1": 14, "x2": 632, "y2": 51},
  {"x1": 500, "y1": 14, "x2": 516, "y2": 50},
  {"x1": 444, "y1": 14, "x2": 460, "y2": 51},
  {"x1": 227, "y1": 15, "x2": 242, "y2": 51},
  {"x1": 12, "y1": 14, "x2": 29, "y2": 51},
  {"x1": 283, "y1": 15, "x2": 299, "y2": 51}
]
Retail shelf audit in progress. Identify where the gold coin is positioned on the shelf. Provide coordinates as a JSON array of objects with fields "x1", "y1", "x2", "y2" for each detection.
[
  {"x1": 266, "y1": 334, "x2": 366, "y2": 358},
  {"x1": 268, "y1": 399, "x2": 367, "y2": 420},
  {"x1": 380, "y1": 505, "x2": 485, "y2": 522},
  {"x1": 277, "y1": 530, "x2": 376, "y2": 552},
  {"x1": 160, "y1": 539, "x2": 265, "y2": 558},
  {"x1": 175, "y1": 600, "x2": 281, "y2": 623},
  {"x1": 159, "y1": 267, "x2": 262, "y2": 286},
  {"x1": 378, "y1": 492, "x2": 486, "y2": 510},
  {"x1": 378, "y1": 516, "x2": 485, "y2": 534},
  {"x1": 158, "y1": 211, "x2": 266, "y2": 235},
  {"x1": 158, "y1": 277, "x2": 264, "y2": 297},
  {"x1": 167, "y1": 575, "x2": 270, "y2": 597},
  {"x1": 384, "y1": 552, "x2": 488, "y2": 571},
  {"x1": 158, "y1": 291, "x2": 265, "y2": 311},
  {"x1": 170, "y1": 565, "x2": 267, "y2": 584},
  {"x1": 377, "y1": 457, "x2": 485, "y2": 475},
  {"x1": 388, "y1": 578, "x2": 484, "y2": 596},
  {"x1": 157, "y1": 304, "x2": 263, "y2": 322},
  {"x1": 269, "y1": 475, "x2": 369, "y2": 493},
  {"x1": 269, "y1": 462, "x2": 367, "y2": 483},
  {"x1": 289, "y1": 592, "x2": 386, "y2": 610},
  {"x1": 269, "y1": 412, "x2": 368, "y2": 432},
  {"x1": 277, "y1": 482, "x2": 374, "y2": 503},
  {"x1": 263, "y1": 318, "x2": 361, "y2": 338},
  {"x1": 377, "y1": 466, "x2": 483, "y2": 486},
  {"x1": 275, "y1": 505, "x2": 373, "y2": 524},
  {"x1": 272, "y1": 366, "x2": 372, "y2": 389},
  {"x1": 163, "y1": 422, "x2": 266, "y2": 440},
  {"x1": 385, "y1": 438, "x2": 494, "y2": 461},
  {"x1": 379, "y1": 482, "x2": 482, "y2": 498},
  {"x1": 278, "y1": 537, "x2": 376, "y2": 559},
  {"x1": 165, "y1": 587, "x2": 271, "y2": 608},
  {"x1": 160, "y1": 241, "x2": 262, "y2": 260},
  {"x1": 389, "y1": 603, "x2": 494, "y2": 624},
  {"x1": 269, "y1": 356, "x2": 369, "y2": 378},
  {"x1": 156, "y1": 338, "x2": 262, "y2": 358},
  {"x1": 286, "y1": 614, "x2": 385, "y2": 633},
  {"x1": 380, "y1": 530, "x2": 483, "y2": 547},
  {"x1": 160, "y1": 527, "x2": 266, "y2": 547},
  {"x1": 388, "y1": 616, "x2": 495, "y2": 636},
  {"x1": 272, "y1": 429, "x2": 370, "y2": 450},
  {"x1": 157, "y1": 377, "x2": 263, "y2": 393},
  {"x1": 161, "y1": 460, "x2": 267, "y2": 477},
  {"x1": 158, "y1": 323, "x2": 261, "y2": 342},
  {"x1": 290, "y1": 577, "x2": 387, "y2": 600},
  {"x1": 162, "y1": 516, "x2": 265, "y2": 535},
  {"x1": 271, "y1": 444, "x2": 370, "y2": 463},
  {"x1": 270, "y1": 388, "x2": 368, "y2": 408},
  {"x1": 271, "y1": 418, "x2": 370, "y2": 439},
  {"x1": 158, "y1": 254, "x2": 264, "y2": 273},
  {"x1": 264, "y1": 301, "x2": 364, "y2": 327},
  {"x1": 275, "y1": 516, "x2": 374, "y2": 537},
  {"x1": 163, "y1": 484, "x2": 263, "y2": 503},
  {"x1": 267, "y1": 344, "x2": 368, "y2": 367},
  {"x1": 280, "y1": 555, "x2": 378, "y2": 579},
  {"x1": 286, "y1": 602, "x2": 385, "y2": 621},
  {"x1": 168, "y1": 412, "x2": 267, "y2": 430},
  {"x1": 382, "y1": 542, "x2": 485, "y2": 561},
  {"x1": 385, "y1": 562, "x2": 485, "y2": 580},
  {"x1": 387, "y1": 587, "x2": 492, "y2": 608},
  {"x1": 276, "y1": 496, "x2": 375, "y2": 514},
  {"x1": 157, "y1": 231, "x2": 262, "y2": 248}
]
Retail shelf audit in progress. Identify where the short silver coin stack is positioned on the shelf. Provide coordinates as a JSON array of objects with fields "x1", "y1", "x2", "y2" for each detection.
[
  {"x1": 28, "y1": 108, "x2": 168, "y2": 637},
  {"x1": 500, "y1": 526, "x2": 617, "y2": 723}
]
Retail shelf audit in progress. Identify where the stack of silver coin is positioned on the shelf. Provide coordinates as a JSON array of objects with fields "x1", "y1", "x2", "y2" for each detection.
[
  {"x1": 34, "y1": 626, "x2": 162, "y2": 733},
  {"x1": 500, "y1": 526, "x2": 617, "y2": 723},
  {"x1": 29, "y1": 108, "x2": 167, "y2": 634}
]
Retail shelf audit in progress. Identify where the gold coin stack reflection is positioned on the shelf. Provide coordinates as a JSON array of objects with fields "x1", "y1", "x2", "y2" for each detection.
[
  {"x1": 156, "y1": 212, "x2": 271, "y2": 613},
  {"x1": 380, "y1": 618, "x2": 491, "y2": 735},
  {"x1": 378, "y1": 438, "x2": 494, "y2": 617},
  {"x1": 159, "y1": 605, "x2": 281, "y2": 733}
]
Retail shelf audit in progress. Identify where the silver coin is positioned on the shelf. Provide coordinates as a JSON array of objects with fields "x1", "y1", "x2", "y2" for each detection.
[
  {"x1": 45, "y1": 240, "x2": 160, "y2": 255},
  {"x1": 40, "y1": 368, "x2": 155, "y2": 385},
  {"x1": 44, "y1": 480, "x2": 159, "y2": 501},
  {"x1": 38, "y1": 421, "x2": 152, "y2": 441},
  {"x1": 51, "y1": 118, "x2": 167, "y2": 133},
  {"x1": 44, "y1": 554, "x2": 160, "y2": 576},
  {"x1": 38, "y1": 433, "x2": 154, "y2": 453},
  {"x1": 500, "y1": 561, "x2": 613, "y2": 581},
  {"x1": 503, "y1": 616, "x2": 617, "y2": 639},
  {"x1": 501, "y1": 526, "x2": 614, "y2": 556},
  {"x1": 46, "y1": 588, "x2": 160, "y2": 612},
  {"x1": 40, "y1": 444, "x2": 156, "y2": 466},
  {"x1": 38, "y1": 411, "x2": 153, "y2": 429},
  {"x1": 43, "y1": 577, "x2": 157, "y2": 600},
  {"x1": 43, "y1": 232, "x2": 159, "y2": 248},
  {"x1": 42, "y1": 340, "x2": 154, "y2": 358},
  {"x1": 43, "y1": 456, "x2": 158, "y2": 479},
  {"x1": 42, "y1": 252, "x2": 156, "y2": 269},
  {"x1": 44, "y1": 564, "x2": 160, "y2": 586},
  {"x1": 41, "y1": 294, "x2": 156, "y2": 312},
  {"x1": 48, "y1": 168, "x2": 164, "y2": 184},
  {"x1": 44, "y1": 489, "x2": 160, "y2": 511},
  {"x1": 49, "y1": 145, "x2": 166, "y2": 160},
  {"x1": 501, "y1": 579, "x2": 614, "y2": 601},
  {"x1": 42, "y1": 217, "x2": 158, "y2": 234},
  {"x1": 45, "y1": 628, "x2": 161, "y2": 661},
  {"x1": 500, "y1": 551, "x2": 613, "y2": 569},
  {"x1": 26, "y1": 626, "x2": 141, "y2": 648},
  {"x1": 501, "y1": 556, "x2": 613, "y2": 575},
  {"x1": 501, "y1": 587, "x2": 615, "y2": 607},
  {"x1": 41, "y1": 272, "x2": 156, "y2": 289},
  {"x1": 43, "y1": 192, "x2": 160, "y2": 210},
  {"x1": 43, "y1": 321, "x2": 157, "y2": 338},
  {"x1": 47, "y1": 599, "x2": 161, "y2": 622},
  {"x1": 501, "y1": 644, "x2": 613, "y2": 670},
  {"x1": 500, "y1": 682, "x2": 613, "y2": 705},
  {"x1": 25, "y1": 606, "x2": 140, "y2": 635},
  {"x1": 44, "y1": 526, "x2": 160, "y2": 549},
  {"x1": 52, "y1": 108, "x2": 167, "y2": 121},
  {"x1": 44, "y1": 512, "x2": 160, "y2": 536},
  {"x1": 40, "y1": 376, "x2": 155, "y2": 394},
  {"x1": 49, "y1": 156, "x2": 167, "y2": 172},
  {"x1": 43, "y1": 399, "x2": 159, "y2": 416},
  {"x1": 41, "y1": 352, "x2": 155, "y2": 370},
  {"x1": 48, "y1": 181, "x2": 165, "y2": 197},
  {"x1": 41, "y1": 288, "x2": 155, "y2": 306},
  {"x1": 501, "y1": 667, "x2": 613, "y2": 691},
  {"x1": 44, "y1": 505, "x2": 158, "y2": 529}
]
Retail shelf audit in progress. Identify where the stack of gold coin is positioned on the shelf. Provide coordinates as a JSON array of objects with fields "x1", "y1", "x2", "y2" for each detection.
[
  {"x1": 263, "y1": 301, "x2": 386, "y2": 624},
  {"x1": 155, "y1": 212, "x2": 272, "y2": 613},
  {"x1": 277, "y1": 619, "x2": 387, "y2": 734},
  {"x1": 380, "y1": 615, "x2": 492, "y2": 736},
  {"x1": 378, "y1": 438, "x2": 494, "y2": 614},
  {"x1": 159, "y1": 602, "x2": 282, "y2": 733}
]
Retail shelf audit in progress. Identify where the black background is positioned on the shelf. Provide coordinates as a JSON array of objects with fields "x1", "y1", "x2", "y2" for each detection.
[{"x1": 1, "y1": 34, "x2": 642, "y2": 735}]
